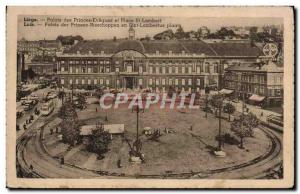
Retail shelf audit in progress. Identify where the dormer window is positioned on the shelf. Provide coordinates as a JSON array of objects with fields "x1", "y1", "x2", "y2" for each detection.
[
  {"x1": 101, "y1": 50, "x2": 104, "y2": 55},
  {"x1": 182, "y1": 50, "x2": 185, "y2": 55},
  {"x1": 169, "y1": 51, "x2": 172, "y2": 55},
  {"x1": 77, "y1": 51, "x2": 80, "y2": 54},
  {"x1": 88, "y1": 50, "x2": 92, "y2": 54},
  {"x1": 156, "y1": 50, "x2": 159, "y2": 55}
]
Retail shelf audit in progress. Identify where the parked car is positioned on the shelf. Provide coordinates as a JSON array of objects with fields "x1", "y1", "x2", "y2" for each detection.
[{"x1": 24, "y1": 103, "x2": 34, "y2": 111}]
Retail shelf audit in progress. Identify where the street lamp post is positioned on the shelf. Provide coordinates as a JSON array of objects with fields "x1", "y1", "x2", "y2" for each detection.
[{"x1": 131, "y1": 105, "x2": 144, "y2": 163}]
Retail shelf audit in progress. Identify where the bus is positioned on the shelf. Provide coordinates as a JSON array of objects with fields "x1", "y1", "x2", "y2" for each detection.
[{"x1": 41, "y1": 100, "x2": 54, "y2": 116}]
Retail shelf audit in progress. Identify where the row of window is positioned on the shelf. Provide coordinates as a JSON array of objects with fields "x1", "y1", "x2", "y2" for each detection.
[
  {"x1": 60, "y1": 64, "x2": 220, "y2": 74},
  {"x1": 60, "y1": 77, "x2": 203, "y2": 87},
  {"x1": 61, "y1": 78, "x2": 110, "y2": 85}
]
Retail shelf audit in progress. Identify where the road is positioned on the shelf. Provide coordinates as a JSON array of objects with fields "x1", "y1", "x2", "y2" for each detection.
[
  {"x1": 16, "y1": 88, "x2": 282, "y2": 179},
  {"x1": 17, "y1": 116, "x2": 282, "y2": 179}
]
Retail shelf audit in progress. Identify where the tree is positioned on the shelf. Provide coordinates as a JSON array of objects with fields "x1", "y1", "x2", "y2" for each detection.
[
  {"x1": 231, "y1": 113, "x2": 259, "y2": 149},
  {"x1": 210, "y1": 94, "x2": 223, "y2": 116},
  {"x1": 86, "y1": 123, "x2": 111, "y2": 158},
  {"x1": 223, "y1": 103, "x2": 236, "y2": 121},
  {"x1": 174, "y1": 26, "x2": 185, "y2": 40},
  {"x1": 76, "y1": 93, "x2": 87, "y2": 109},
  {"x1": 59, "y1": 102, "x2": 80, "y2": 146},
  {"x1": 21, "y1": 68, "x2": 37, "y2": 81}
]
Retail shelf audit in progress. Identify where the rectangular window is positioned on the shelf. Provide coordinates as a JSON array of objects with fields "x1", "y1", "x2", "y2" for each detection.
[
  {"x1": 69, "y1": 79, "x2": 72, "y2": 84},
  {"x1": 155, "y1": 79, "x2": 159, "y2": 85},
  {"x1": 182, "y1": 79, "x2": 185, "y2": 85},
  {"x1": 75, "y1": 79, "x2": 78, "y2": 84},
  {"x1": 94, "y1": 79, "x2": 97, "y2": 85},
  {"x1": 175, "y1": 79, "x2": 178, "y2": 85},
  {"x1": 106, "y1": 79, "x2": 110, "y2": 85},
  {"x1": 138, "y1": 79, "x2": 143, "y2": 85},
  {"x1": 76, "y1": 67, "x2": 79, "y2": 73},
  {"x1": 169, "y1": 79, "x2": 172, "y2": 85},
  {"x1": 82, "y1": 67, "x2": 86, "y2": 73},
  {"x1": 168, "y1": 67, "x2": 172, "y2": 74},
  {"x1": 162, "y1": 66, "x2": 166, "y2": 74},
  {"x1": 93, "y1": 67, "x2": 98, "y2": 73},
  {"x1": 88, "y1": 67, "x2": 92, "y2": 73},
  {"x1": 82, "y1": 79, "x2": 85, "y2": 85},
  {"x1": 115, "y1": 67, "x2": 119, "y2": 72},
  {"x1": 69, "y1": 67, "x2": 72, "y2": 73},
  {"x1": 188, "y1": 79, "x2": 192, "y2": 85},
  {"x1": 188, "y1": 66, "x2": 192, "y2": 74},
  {"x1": 139, "y1": 66, "x2": 143, "y2": 73},
  {"x1": 156, "y1": 66, "x2": 160, "y2": 74},
  {"x1": 196, "y1": 66, "x2": 200, "y2": 74},
  {"x1": 162, "y1": 78, "x2": 166, "y2": 85},
  {"x1": 100, "y1": 79, "x2": 103, "y2": 85},
  {"x1": 197, "y1": 79, "x2": 201, "y2": 86},
  {"x1": 149, "y1": 78, "x2": 153, "y2": 85},
  {"x1": 182, "y1": 66, "x2": 185, "y2": 74},
  {"x1": 175, "y1": 67, "x2": 179, "y2": 74},
  {"x1": 149, "y1": 66, "x2": 153, "y2": 74},
  {"x1": 126, "y1": 65, "x2": 132, "y2": 72},
  {"x1": 61, "y1": 67, "x2": 65, "y2": 72},
  {"x1": 106, "y1": 67, "x2": 110, "y2": 73},
  {"x1": 61, "y1": 78, "x2": 64, "y2": 84}
]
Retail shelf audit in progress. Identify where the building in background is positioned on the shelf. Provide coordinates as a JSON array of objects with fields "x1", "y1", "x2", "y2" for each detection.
[
  {"x1": 223, "y1": 61, "x2": 283, "y2": 107},
  {"x1": 27, "y1": 55, "x2": 56, "y2": 77},
  {"x1": 56, "y1": 28, "x2": 267, "y2": 93},
  {"x1": 17, "y1": 52, "x2": 25, "y2": 84}
]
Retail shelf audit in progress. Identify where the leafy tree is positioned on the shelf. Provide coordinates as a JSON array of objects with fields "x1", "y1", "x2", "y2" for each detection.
[
  {"x1": 174, "y1": 26, "x2": 185, "y2": 40},
  {"x1": 210, "y1": 94, "x2": 223, "y2": 115},
  {"x1": 223, "y1": 103, "x2": 236, "y2": 121},
  {"x1": 21, "y1": 68, "x2": 36, "y2": 81},
  {"x1": 86, "y1": 123, "x2": 111, "y2": 158},
  {"x1": 231, "y1": 113, "x2": 259, "y2": 149},
  {"x1": 76, "y1": 93, "x2": 87, "y2": 109},
  {"x1": 59, "y1": 101, "x2": 80, "y2": 146}
]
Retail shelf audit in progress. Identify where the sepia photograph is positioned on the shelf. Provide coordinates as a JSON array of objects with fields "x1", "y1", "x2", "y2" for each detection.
[{"x1": 6, "y1": 6, "x2": 294, "y2": 189}]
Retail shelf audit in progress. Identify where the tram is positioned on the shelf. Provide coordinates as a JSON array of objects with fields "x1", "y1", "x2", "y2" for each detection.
[{"x1": 41, "y1": 100, "x2": 54, "y2": 116}]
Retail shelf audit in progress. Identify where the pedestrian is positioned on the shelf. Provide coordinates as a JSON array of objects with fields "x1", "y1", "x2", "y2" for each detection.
[
  {"x1": 96, "y1": 107, "x2": 98, "y2": 112},
  {"x1": 261, "y1": 111, "x2": 264, "y2": 117},
  {"x1": 50, "y1": 128, "x2": 53, "y2": 135},
  {"x1": 56, "y1": 127, "x2": 58, "y2": 133}
]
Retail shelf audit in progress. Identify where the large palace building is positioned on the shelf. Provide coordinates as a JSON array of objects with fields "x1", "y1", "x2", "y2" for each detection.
[{"x1": 56, "y1": 28, "x2": 267, "y2": 92}]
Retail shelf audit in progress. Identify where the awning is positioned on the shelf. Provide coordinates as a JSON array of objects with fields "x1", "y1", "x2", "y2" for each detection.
[
  {"x1": 249, "y1": 94, "x2": 265, "y2": 102},
  {"x1": 219, "y1": 89, "x2": 234, "y2": 95}
]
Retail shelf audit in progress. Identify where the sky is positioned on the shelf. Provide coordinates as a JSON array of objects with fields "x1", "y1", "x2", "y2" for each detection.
[{"x1": 18, "y1": 15, "x2": 283, "y2": 41}]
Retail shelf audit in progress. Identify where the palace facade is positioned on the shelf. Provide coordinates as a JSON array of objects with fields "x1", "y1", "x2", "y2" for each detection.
[{"x1": 56, "y1": 28, "x2": 267, "y2": 93}]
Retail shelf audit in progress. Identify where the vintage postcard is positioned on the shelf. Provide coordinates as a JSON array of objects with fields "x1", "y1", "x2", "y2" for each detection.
[{"x1": 6, "y1": 6, "x2": 294, "y2": 189}]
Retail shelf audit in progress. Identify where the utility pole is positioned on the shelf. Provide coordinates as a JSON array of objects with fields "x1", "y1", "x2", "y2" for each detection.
[
  {"x1": 218, "y1": 93, "x2": 223, "y2": 151},
  {"x1": 71, "y1": 83, "x2": 74, "y2": 103}
]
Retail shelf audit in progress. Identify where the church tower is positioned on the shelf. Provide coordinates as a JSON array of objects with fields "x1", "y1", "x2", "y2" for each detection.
[{"x1": 128, "y1": 27, "x2": 135, "y2": 40}]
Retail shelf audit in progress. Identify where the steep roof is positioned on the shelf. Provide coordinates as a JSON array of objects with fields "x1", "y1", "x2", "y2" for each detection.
[
  {"x1": 208, "y1": 42, "x2": 263, "y2": 56},
  {"x1": 226, "y1": 61, "x2": 283, "y2": 72},
  {"x1": 63, "y1": 39, "x2": 263, "y2": 57}
]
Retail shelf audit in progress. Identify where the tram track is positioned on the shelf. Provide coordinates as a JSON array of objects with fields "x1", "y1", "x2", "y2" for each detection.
[{"x1": 16, "y1": 114, "x2": 282, "y2": 179}]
